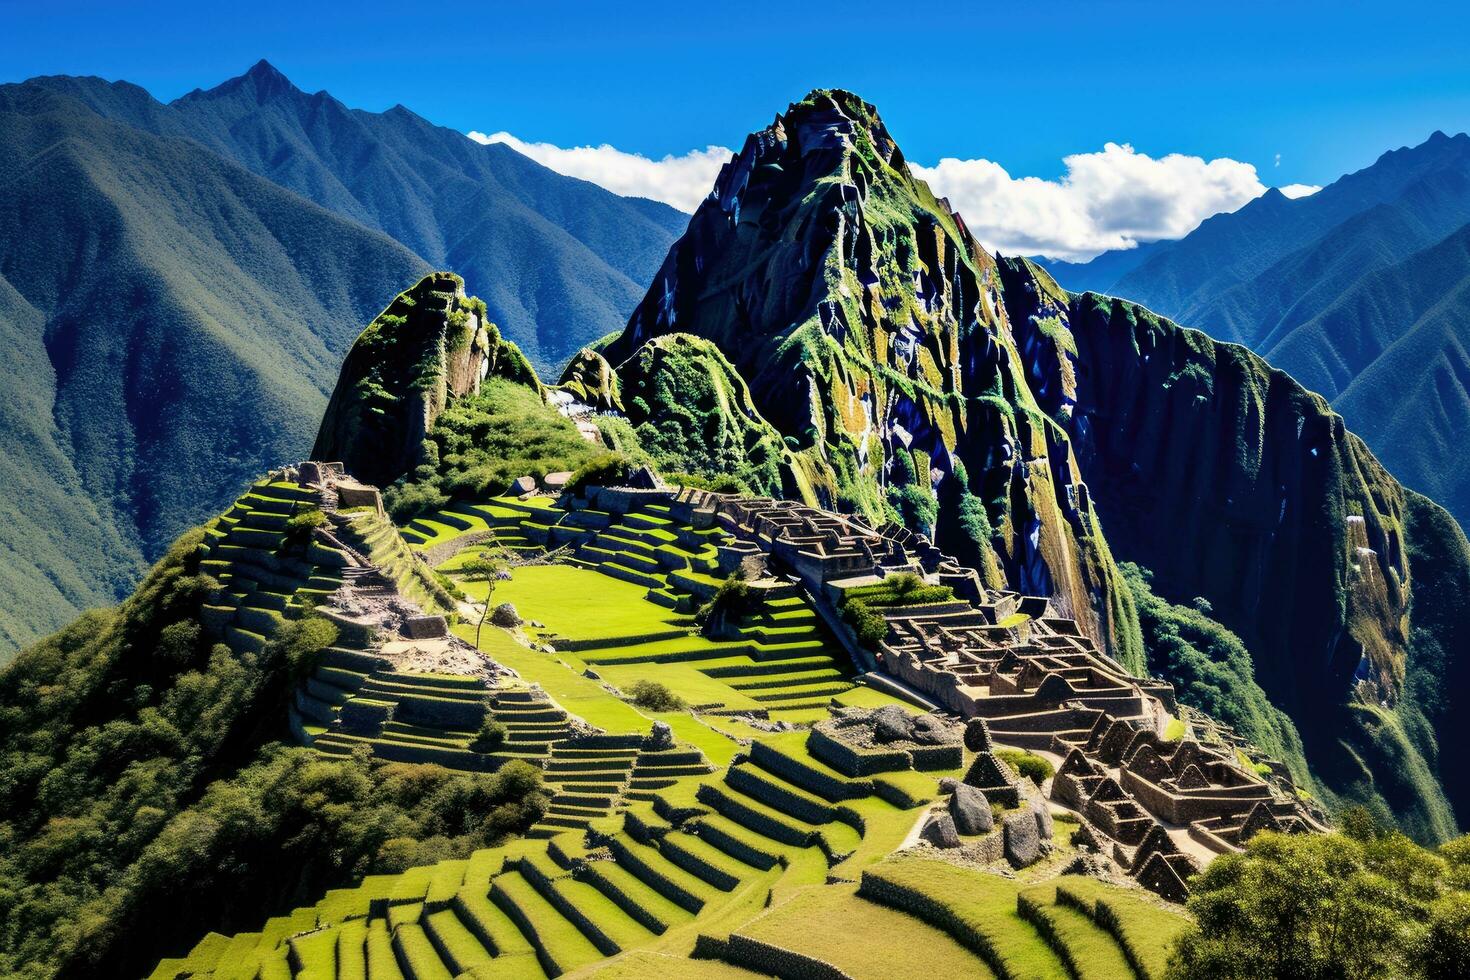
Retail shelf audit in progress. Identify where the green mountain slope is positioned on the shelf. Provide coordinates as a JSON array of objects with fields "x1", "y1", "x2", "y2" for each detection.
[
  {"x1": 998, "y1": 257, "x2": 1470, "y2": 840},
  {"x1": 0, "y1": 82, "x2": 430, "y2": 658},
  {"x1": 1277, "y1": 225, "x2": 1470, "y2": 527},
  {"x1": 1042, "y1": 131, "x2": 1470, "y2": 530},
  {"x1": 602, "y1": 89, "x2": 1143, "y2": 669},
  {"x1": 32, "y1": 61, "x2": 687, "y2": 375},
  {"x1": 1090, "y1": 131, "x2": 1470, "y2": 338}
]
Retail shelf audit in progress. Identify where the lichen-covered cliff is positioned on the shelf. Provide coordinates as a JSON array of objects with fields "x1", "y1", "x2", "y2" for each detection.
[
  {"x1": 602, "y1": 90, "x2": 1142, "y2": 669},
  {"x1": 998, "y1": 256, "x2": 1470, "y2": 841},
  {"x1": 312, "y1": 272, "x2": 538, "y2": 487}
]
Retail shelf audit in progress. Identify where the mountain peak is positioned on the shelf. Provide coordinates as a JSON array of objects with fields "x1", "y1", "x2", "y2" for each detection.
[
  {"x1": 177, "y1": 58, "x2": 298, "y2": 105},
  {"x1": 240, "y1": 58, "x2": 294, "y2": 100}
]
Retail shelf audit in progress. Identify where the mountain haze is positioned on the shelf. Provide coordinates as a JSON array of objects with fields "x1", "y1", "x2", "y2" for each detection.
[{"x1": 0, "y1": 81, "x2": 429, "y2": 655}]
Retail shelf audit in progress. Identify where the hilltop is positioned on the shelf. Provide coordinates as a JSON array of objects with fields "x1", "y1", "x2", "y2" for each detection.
[
  {"x1": 5, "y1": 87, "x2": 1470, "y2": 980},
  {"x1": 0, "y1": 63, "x2": 682, "y2": 656},
  {"x1": 1043, "y1": 130, "x2": 1470, "y2": 531}
]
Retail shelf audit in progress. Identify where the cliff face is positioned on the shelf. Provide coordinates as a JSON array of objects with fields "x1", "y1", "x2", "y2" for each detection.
[
  {"x1": 312, "y1": 272, "x2": 537, "y2": 487},
  {"x1": 998, "y1": 256, "x2": 1470, "y2": 840},
  {"x1": 604, "y1": 90, "x2": 1141, "y2": 667}
]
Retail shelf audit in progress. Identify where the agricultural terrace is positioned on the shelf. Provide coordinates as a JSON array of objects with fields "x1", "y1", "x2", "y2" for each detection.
[{"x1": 149, "y1": 490, "x2": 1193, "y2": 978}]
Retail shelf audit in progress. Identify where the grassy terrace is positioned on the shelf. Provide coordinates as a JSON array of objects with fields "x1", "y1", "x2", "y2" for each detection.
[
  {"x1": 198, "y1": 480, "x2": 344, "y2": 655},
  {"x1": 154, "y1": 493, "x2": 1190, "y2": 978},
  {"x1": 149, "y1": 721, "x2": 956, "y2": 979},
  {"x1": 436, "y1": 498, "x2": 876, "y2": 725},
  {"x1": 152, "y1": 719, "x2": 1183, "y2": 980}
]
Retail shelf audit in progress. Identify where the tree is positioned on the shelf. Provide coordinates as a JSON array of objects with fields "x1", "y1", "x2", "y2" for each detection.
[{"x1": 1168, "y1": 829, "x2": 1470, "y2": 980}]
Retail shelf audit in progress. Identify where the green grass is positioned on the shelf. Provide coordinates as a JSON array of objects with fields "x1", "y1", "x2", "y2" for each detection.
[
  {"x1": 1018, "y1": 883, "x2": 1135, "y2": 980},
  {"x1": 1054, "y1": 876, "x2": 1191, "y2": 980},
  {"x1": 732, "y1": 883, "x2": 997, "y2": 978},
  {"x1": 860, "y1": 855, "x2": 1072, "y2": 979},
  {"x1": 488, "y1": 565, "x2": 683, "y2": 642}
]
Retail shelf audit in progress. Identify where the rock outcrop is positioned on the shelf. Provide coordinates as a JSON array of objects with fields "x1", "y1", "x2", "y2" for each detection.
[
  {"x1": 602, "y1": 90, "x2": 1142, "y2": 668},
  {"x1": 997, "y1": 256, "x2": 1470, "y2": 840},
  {"x1": 312, "y1": 272, "x2": 539, "y2": 487}
]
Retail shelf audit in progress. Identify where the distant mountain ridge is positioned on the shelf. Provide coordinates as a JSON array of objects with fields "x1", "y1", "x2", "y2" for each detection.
[
  {"x1": 0, "y1": 63, "x2": 682, "y2": 656},
  {"x1": 28, "y1": 60, "x2": 687, "y2": 373},
  {"x1": 1041, "y1": 130, "x2": 1470, "y2": 529}
]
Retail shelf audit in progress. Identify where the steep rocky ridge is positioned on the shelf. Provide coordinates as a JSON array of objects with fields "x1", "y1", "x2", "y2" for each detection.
[
  {"x1": 603, "y1": 90, "x2": 1142, "y2": 669},
  {"x1": 998, "y1": 257, "x2": 1470, "y2": 840},
  {"x1": 312, "y1": 272, "x2": 539, "y2": 487},
  {"x1": 1043, "y1": 131, "x2": 1470, "y2": 531}
]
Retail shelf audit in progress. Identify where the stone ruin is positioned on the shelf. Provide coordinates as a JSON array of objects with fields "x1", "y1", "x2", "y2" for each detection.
[{"x1": 652, "y1": 486, "x2": 1330, "y2": 901}]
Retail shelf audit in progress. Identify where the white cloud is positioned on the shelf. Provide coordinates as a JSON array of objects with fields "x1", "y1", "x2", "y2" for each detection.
[
  {"x1": 1279, "y1": 183, "x2": 1323, "y2": 199},
  {"x1": 468, "y1": 130, "x2": 732, "y2": 212},
  {"x1": 472, "y1": 127, "x2": 1322, "y2": 261},
  {"x1": 912, "y1": 143, "x2": 1293, "y2": 262}
]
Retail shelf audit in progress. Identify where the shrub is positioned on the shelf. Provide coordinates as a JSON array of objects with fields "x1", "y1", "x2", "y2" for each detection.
[
  {"x1": 471, "y1": 717, "x2": 507, "y2": 752},
  {"x1": 843, "y1": 598, "x2": 888, "y2": 648},
  {"x1": 697, "y1": 576, "x2": 760, "y2": 633},
  {"x1": 283, "y1": 507, "x2": 329, "y2": 550},
  {"x1": 628, "y1": 680, "x2": 686, "y2": 712},
  {"x1": 565, "y1": 451, "x2": 634, "y2": 495},
  {"x1": 458, "y1": 553, "x2": 504, "y2": 581},
  {"x1": 996, "y1": 749, "x2": 1054, "y2": 784},
  {"x1": 269, "y1": 615, "x2": 339, "y2": 681}
]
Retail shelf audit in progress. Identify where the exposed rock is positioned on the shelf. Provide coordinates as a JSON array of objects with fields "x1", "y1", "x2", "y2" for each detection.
[
  {"x1": 949, "y1": 783, "x2": 993, "y2": 835},
  {"x1": 555, "y1": 347, "x2": 623, "y2": 413},
  {"x1": 921, "y1": 812, "x2": 961, "y2": 849},
  {"x1": 509, "y1": 475, "x2": 537, "y2": 495},
  {"x1": 871, "y1": 704, "x2": 913, "y2": 744},
  {"x1": 644, "y1": 721, "x2": 675, "y2": 752},
  {"x1": 600, "y1": 90, "x2": 1143, "y2": 667},
  {"x1": 938, "y1": 776, "x2": 959, "y2": 794},
  {"x1": 402, "y1": 615, "x2": 447, "y2": 640},
  {"x1": 1003, "y1": 811, "x2": 1041, "y2": 867},
  {"x1": 909, "y1": 713, "x2": 954, "y2": 746},
  {"x1": 313, "y1": 272, "x2": 536, "y2": 487},
  {"x1": 543, "y1": 471, "x2": 573, "y2": 491},
  {"x1": 1029, "y1": 795, "x2": 1055, "y2": 841},
  {"x1": 964, "y1": 717, "x2": 993, "y2": 753},
  {"x1": 490, "y1": 602, "x2": 522, "y2": 627}
]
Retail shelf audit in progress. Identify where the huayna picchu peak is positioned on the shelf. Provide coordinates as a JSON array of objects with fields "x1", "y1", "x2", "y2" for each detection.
[{"x1": 5, "y1": 49, "x2": 1470, "y2": 980}]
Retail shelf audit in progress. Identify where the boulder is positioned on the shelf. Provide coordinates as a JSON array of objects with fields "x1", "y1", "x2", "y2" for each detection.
[
  {"x1": 871, "y1": 704, "x2": 913, "y2": 743},
  {"x1": 964, "y1": 717, "x2": 993, "y2": 753},
  {"x1": 490, "y1": 602, "x2": 523, "y2": 627},
  {"x1": 1003, "y1": 811, "x2": 1041, "y2": 867},
  {"x1": 1029, "y1": 795, "x2": 1054, "y2": 840},
  {"x1": 909, "y1": 713, "x2": 956, "y2": 746},
  {"x1": 938, "y1": 776, "x2": 959, "y2": 794},
  {"x1": 627, "y1": 465, "x2": 663, "y2": 489},
  {"x1": 508, "y1": 475, "x2": 537, "y2": 495},
  {"x1": 949, "y1": 783, "x2": 993, "y2": 835},
  {"x1": 644, "y1": 720, "x2": 675, "y2": 752},
  {"x1": 921, "y1": 812, "x2": 961, "y2": 849},
  {"x1": 543, "y1": 471, "x2": 573, "y2": 490},
  {"x1": 402, "y1": 615, "x2": 448, "y2": 640}
]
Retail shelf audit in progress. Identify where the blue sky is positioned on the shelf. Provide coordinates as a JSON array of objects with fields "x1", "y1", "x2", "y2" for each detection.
[{"x1": 4, "y1": 0, "x2": 1469, "y2": 258}]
